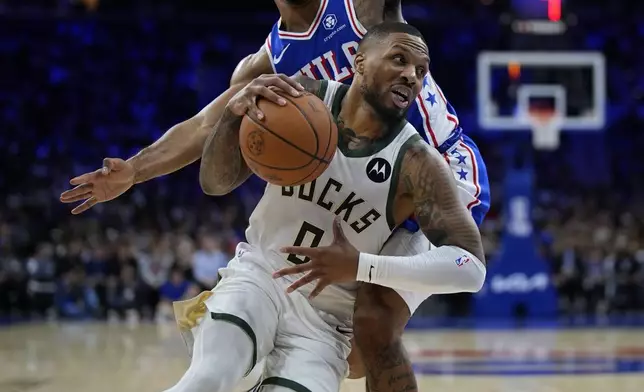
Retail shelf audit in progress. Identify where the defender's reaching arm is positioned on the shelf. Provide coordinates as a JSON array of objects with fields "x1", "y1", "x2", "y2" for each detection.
[
  {"x1": 60, "y1": 46, "x2": 276, "y2": 214},
  {"x1": 131, "y1": 47, "x2": 277, "y2": 184},
  {"x1": 356, "y1": 139, "x2": 486, "y2": 293}
]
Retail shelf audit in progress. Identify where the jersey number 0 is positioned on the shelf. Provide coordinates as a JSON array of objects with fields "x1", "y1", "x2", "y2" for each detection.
[{"x1": 288, "y1": 221, "x2": 325, "y2": 264}]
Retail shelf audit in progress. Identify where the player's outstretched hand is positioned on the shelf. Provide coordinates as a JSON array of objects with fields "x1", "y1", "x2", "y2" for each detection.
[
  {"x1": 227, "y1": 73, "x2": 305, "y2": 120},
  {"x1": 59, "y1": 158, "x2": 135, "y2": 214},
  {"x1": 275, "y1": 216, "x2": 360, "y2": 298}
]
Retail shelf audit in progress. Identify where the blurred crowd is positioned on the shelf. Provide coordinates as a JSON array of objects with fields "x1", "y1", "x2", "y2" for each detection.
[
  {"x1": 0, "y1": 195, "x2": 251, "y2": 321},
  {"x1": 1, "y1": 1, "x2": 644, "y2": 322},
  {"x1": 536, "y1": 194, "x2": 644, "y2": 316}
]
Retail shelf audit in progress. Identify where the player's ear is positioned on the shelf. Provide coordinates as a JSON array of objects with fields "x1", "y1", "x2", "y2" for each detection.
[{"x1": 354, "y1": 52, "x2": 365, "y2": 75}]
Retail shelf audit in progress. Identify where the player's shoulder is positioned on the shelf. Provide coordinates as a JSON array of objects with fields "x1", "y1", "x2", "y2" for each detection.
[
  {"x1": 398, "y1": 131, "x2": 451, "y2": 191},
  {"x1": 402, "y1": 134, "x2": 444, "y2": 164}
]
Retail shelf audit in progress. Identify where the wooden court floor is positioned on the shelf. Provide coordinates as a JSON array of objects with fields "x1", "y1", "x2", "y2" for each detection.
[{"x1": 1, "y1": 322, "x2": 643, "y2": 392}]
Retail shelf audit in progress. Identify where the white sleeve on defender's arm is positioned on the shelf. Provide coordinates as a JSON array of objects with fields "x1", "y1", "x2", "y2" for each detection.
[{"x1": 363, "y1": 232, "x2": 486, "y2": 294}]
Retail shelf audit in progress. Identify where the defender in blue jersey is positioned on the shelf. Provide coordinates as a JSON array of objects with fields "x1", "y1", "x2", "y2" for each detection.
[
  {"x1": 61, "y1": 1, "x2": 490, "y2": 391},
  {"x1": 263, "y1": 0, "x2": 489, "y2": 228}
]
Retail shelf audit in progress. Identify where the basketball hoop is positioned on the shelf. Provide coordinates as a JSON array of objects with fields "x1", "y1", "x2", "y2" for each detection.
[{"x1": 527, "y1": 108, "x2": 562, "y2": 151}]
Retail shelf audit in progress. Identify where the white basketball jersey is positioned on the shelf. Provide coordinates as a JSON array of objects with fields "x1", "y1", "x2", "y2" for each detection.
[{"x1": 243, "y1": 80, "x2": 421, "y2": 326}]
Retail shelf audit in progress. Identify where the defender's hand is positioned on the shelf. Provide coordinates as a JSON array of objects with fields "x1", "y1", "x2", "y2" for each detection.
[
  {"x1": 226, "y1": 74, "x2": 305, "y2": 120},
  {"x1": 275, "y1": 217, "x2": 360, "y2": 298},
  {"x1": 60, "y1": 158, "x2": 135, "y2": 214}
]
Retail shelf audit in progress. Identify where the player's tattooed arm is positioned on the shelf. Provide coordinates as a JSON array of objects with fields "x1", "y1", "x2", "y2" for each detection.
[
  {"x1": 400, "y1": 141, "x2": 485, "y2": 262},
  {"x1": 199, "y1": 46, "x2": 280, "y2": 195},
  {"x1": 200, "y1": 74, "x2": 305, "y2": 196},
  {"x1": 199, "y1": 100, "x2": 251, "y2": 196}
]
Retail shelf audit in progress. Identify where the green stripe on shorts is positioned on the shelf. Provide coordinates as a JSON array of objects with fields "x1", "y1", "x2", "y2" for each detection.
[
  {"x1": 260, "y1": 377, "x2": 312, "y2": 392},
  {"x1": 210, "y1": 312, "x2": 257, "y2": 376}
]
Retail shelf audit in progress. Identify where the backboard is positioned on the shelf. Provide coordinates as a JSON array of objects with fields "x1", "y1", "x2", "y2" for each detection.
[{"x1": 477, "y1": 51, "x2": 606, "y2": 138}]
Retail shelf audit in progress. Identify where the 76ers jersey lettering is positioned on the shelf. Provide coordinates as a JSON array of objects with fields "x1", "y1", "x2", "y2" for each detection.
[{"x1": 265, "y1": 0, "x2": 462, "y2": 150}]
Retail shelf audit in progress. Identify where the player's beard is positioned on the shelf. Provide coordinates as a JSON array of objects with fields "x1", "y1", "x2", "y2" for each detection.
[{"x1": 360, "y1": 80, "x2": 408, "y2": 125}]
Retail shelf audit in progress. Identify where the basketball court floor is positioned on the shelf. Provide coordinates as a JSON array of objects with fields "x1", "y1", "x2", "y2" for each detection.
[{"x1": 1, "y1": 322, "x2": 643, "y2": 392}]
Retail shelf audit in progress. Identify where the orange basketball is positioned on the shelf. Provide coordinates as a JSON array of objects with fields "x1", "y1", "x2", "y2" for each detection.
[{"x1": 239, "y1": 91, "x2": 338, "y2": 187}]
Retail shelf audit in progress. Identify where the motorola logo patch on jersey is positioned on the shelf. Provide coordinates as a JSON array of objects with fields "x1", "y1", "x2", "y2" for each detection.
[
  {"x1": 323, "y1": 14, "x2": 337, "y2": 30},
  {"x1": 366, "y1": 158, "x2": 392, "y2": 183}
]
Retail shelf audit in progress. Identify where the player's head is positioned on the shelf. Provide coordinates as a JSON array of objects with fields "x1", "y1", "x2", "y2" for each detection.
[{"x1": 353, "y1": 22, "x2": 429, "y2": 122}]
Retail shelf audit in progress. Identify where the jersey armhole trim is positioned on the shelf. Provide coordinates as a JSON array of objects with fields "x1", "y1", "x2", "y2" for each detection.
[
  {"x1": 277, "y1": 0, "x2": 329, "y2": 40},
  {"x1": 317, "y1": 80, "x2": 329, "y2": 102},
  {"x1": 330, "y1": 84, "x2": 349, "y2": 118},
  {"x1": 385, "y1": 133, "x2": 422, "y2": 230},
  {"x1": 264, "y1": 38, "x2": 278, "y2": 73},
  {"x1": 344, "y1": 0, "x2": 368, "y2": 37}
]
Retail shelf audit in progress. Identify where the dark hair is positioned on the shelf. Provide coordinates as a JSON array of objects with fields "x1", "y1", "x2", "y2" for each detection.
[{"x1": 358, "y1": 22, "x2": 426, "y2": 50}]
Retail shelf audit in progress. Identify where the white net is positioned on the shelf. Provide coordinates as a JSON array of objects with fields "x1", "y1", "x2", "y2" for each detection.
[{"x1": 528, "y1": 109, "x2": 562, "y2": 151}]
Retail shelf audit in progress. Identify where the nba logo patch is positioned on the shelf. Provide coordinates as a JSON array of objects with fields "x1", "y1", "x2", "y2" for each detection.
[{"x1": 455, "y1": 255, "x2": 471, "y2": 267}]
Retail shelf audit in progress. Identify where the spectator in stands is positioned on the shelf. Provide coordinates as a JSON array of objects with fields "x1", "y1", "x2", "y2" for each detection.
[
  {"x1": 156, "y1": 267, "x2": 194, "y2": 321},
  {"x1": 550, "y1": 240, "x2": 585, "y2": 315},
  {"x1": 26, "y1": 243, "x2": 57, "y2": 318},
  {"x1": 105, "y1": 264, "x2": 142, "y2": 321},
  {"x1": 0, "y1": 251, "x2": 28, "y2": 318},
  {"x1": 192, "y1": 234, "x2": 228, "y2": 290},
  {"x1": 55, "y1": 266, "x2": 100, "y2": 319},
  {"x1": 136, "y1": 235, "x2": 174, "y2": 319},
  {"x1": 174, "y1": 236, "x2": 196, "y2": 280}
]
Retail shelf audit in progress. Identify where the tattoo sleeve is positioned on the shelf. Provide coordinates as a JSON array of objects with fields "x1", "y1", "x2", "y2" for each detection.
[
  {"x1": 199, "y1": 106, "x2": 251, "y2": 196},
  {"x1": 292, "y1": 74, "x2": 323, "y2": 96},
  {"x1": 401, "y1": 142, "x2": 485, "y2": 262}
]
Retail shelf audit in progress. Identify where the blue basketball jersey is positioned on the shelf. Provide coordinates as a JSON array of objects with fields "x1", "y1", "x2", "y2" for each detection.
[{"x1": 264, "y1": 0, "x2": 463, "y2": 152}]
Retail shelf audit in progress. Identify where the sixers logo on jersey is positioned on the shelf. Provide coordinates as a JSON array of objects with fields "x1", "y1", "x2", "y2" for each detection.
[
  {"x1": 266, "y1": 0, "x2": 363, "y2": 83},
  {"x1": 298, "y1": 42, "x2": 358, "y2": 82}
]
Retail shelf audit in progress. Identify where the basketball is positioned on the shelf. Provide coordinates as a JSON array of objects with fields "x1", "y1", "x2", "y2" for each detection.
[{"x1": 239, "y1": 91, "x2": 338, "y2": 186}]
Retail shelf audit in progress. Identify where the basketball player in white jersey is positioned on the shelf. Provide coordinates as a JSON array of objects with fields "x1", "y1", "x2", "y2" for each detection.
[
  {"x1": 162, "y1": 22, "x2": 485, "y2": 392},
  {"x1": 60, "y1": 2, "x2": 490, "y2": 391}
]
